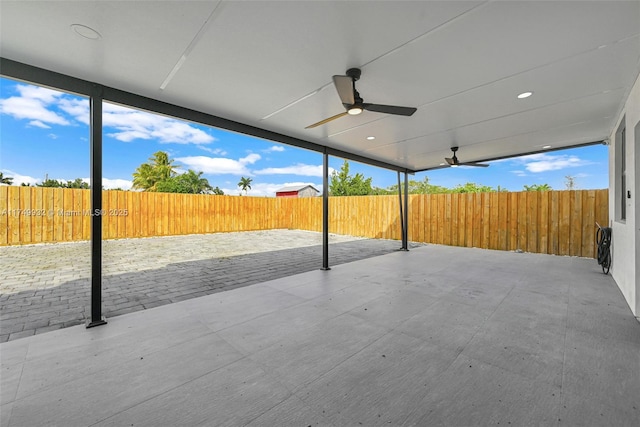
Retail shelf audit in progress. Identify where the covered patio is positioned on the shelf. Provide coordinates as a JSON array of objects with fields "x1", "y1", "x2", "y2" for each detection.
[
  {"x1": 1, "y1": 2, "x2": 640, "y2": 425},
  {"x1": 2, "y1": 245, "x2": 639, "y2": 426}
]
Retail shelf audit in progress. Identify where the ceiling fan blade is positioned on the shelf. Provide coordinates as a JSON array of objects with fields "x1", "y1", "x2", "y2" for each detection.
[
  {"x1": 459, "y1": 162, "x2": 490, "y2": 168},
  {"x1": 305, "y1": 111, "x2": 348, "y2": 129},
  {"x1": 445, "y1": 157, "x2": 455, "y2": 166},
  {"x1": 362, "y1": 103, "x2": 417, "y2": 116},
  {"x1": 332, "y1": 75, "x2": 354, "y2": 105}
]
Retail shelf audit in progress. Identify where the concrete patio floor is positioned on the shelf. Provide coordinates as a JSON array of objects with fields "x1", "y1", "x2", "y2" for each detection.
[
  {"x1": 1, "y1": 244, "x2": 639, "y2": 426},
  {"x1": 1, "y1": 230, "x2": 419, "y2": 342}
]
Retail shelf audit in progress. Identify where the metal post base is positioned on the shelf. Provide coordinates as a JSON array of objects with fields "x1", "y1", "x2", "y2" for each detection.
[
  {"x1": 320, "y1": 267, "x2": 332, "y2": 271},
  {"x1": 86, "y1": 317, "x2": 107, "y2": 328},
  {"x1": 398, "y1": 248, "x2": 409, "y2": 252}
]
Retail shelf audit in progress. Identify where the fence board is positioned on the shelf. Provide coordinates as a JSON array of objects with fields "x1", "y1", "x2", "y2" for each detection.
[
  {"x1": 62, "y1": 187, "x2": 73, "y2": 242},
  {"x1": 456, "y1": 194, "x2": 466, "y2": 247},
  {"x1": 443, "y1": 194, "x2": 452, "y2": 246},
  {"x1": 0, "y1": 187, "x2": 609, "y2": 258},
  {"x1": 559, "y1": 191, "x2": 571, "y2": 256},
  {"x1": 549, "y1": 191, "x2": 559, "y2": 255},
  {"x1": 19, "y1": 186, "x2": 31, "y2": 243},
  {"x1": 570, "y1": 191, "x2": 583, "y2": 256},
  {"x1": 82, "y1": 189, "x2": 91, "y2": 240},
  {"x1": 7, "y1": 187, "x2": 20, "y2": 244},
  {"x1": 527, "y1": 191, "x2": 538, "y2": 253},
  {"x1": 582, "y1": 190, "x2": 596, "y2": 258},
  {"x1": 489, "y1": 192, "x2": 498, "y2": 250},
  {"x1": 30, "y1": 187, "x2": 43, "y2": 243},
  {"x1": 539, "y1": 192, "x2": 549, "y2": 254},
  {"x1": 465, "y1": 193, "x2": 474, "y2": 248},
  {"x1": 0, "y1": 186, "x2": 8, "y2": 245},
  {"x1": 508, "y1": 192, "x2": 518, "y2": 251},
  {"x1": 497, "y1": 192, "x2": 508, "y2": 250}
]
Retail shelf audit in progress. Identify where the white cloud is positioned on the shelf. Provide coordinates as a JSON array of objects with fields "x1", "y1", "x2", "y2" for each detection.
[
  {"x1": 48, "y1": 133, "x2": 58, "y2": 140},
  {"x1": 1, "y1": 84, "x2": 215, "y2": 146},
  {"x1": 263, "y1": 145, "x2": 285, "y2": 152},
  {"x1": 17, "y1": 85, "x2": 62, "y2": 103},
  {"x1": 0, "y1": 170, "x2": 40, "y2": 186},
  {"x1": 515, "y1": 153, "x2": 592, "y2": 173},
  {"x1": 253, "y1": 163, "x2": 335, "y2": 177},
  {"x1": 98, "y1": 178, "x2": 133, "y2": 190},
  {"x1": 0, "y1": 84, "x2": 69, "y2": 126},
  {"x1": 28, "y1": 120, "x2": 51, "y2": 129},
  {"x1": 198, "y1": 146, "x2": 227, "y2": 156},
  {"x1": 510, "y1": 170, "x2": 528, "y2": 177},
  {"x1": 58, "y1": 99, "x2": 216, "y2": 144},
  {"x1": 176, "y1": 153, "x2": 261, "y2": 175},
  {"x1": 57, "y1": 97, "x2": 89, "y2": 122}
]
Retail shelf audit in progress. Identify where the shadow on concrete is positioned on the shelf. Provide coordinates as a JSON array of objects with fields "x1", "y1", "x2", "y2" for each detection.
[{"x1": 0, "y1": 238, "x2": 423, "y2": 341}]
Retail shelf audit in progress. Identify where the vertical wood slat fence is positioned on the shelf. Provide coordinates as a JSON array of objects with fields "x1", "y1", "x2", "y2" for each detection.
[{"x1": 0, "y1": 186, "x2": 608, "y2": 258}]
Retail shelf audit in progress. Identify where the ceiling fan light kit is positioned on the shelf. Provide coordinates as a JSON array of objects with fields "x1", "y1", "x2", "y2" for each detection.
[{"x1": 306, "y1": 68, "x2": 417, "y2": 129}]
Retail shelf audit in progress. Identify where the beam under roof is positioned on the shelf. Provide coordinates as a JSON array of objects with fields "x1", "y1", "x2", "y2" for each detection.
[
  {"x1": 415, "y1": 140, "x2": 607, "y2": 172},
  {"x1": 0, "y1": 58, "x2": 413, "y2": 174}
]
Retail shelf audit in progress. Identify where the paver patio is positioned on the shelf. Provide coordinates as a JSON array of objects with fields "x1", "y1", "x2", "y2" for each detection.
[{"x1": 0, "y1": 230, "x2": 420, "y2": 342}]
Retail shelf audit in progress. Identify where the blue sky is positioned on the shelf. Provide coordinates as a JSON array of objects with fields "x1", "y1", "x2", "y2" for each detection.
[{"x1": 0, "y1": 77, "x2": 608, "y2": 195}]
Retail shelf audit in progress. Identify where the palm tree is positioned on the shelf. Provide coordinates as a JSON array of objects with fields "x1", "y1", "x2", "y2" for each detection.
[
  {"x1": 238, "y1": 176, "x2": 252, "y2": 196},
  {"x1": 149, "y1": 151, "x2": 177, "y2": 182},
  {"x1": 132, "y1": 163, "x2": 157, "y2": 191},
  {"x1": 132, "y1": 151, "x2": 178, "y2": 191},
  {"x1": 0, "y1": 172, "x2": 13, "y2": 185}
]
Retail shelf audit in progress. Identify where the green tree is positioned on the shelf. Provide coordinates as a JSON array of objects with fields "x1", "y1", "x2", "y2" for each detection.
[
  {"x1": 156, "y1": 170, "x2": 219, "y2": 194},
  {"x1": 65, "y1": 178, "x2": 90, "y2": 189},
  {"x1": 383, "y1": 177, "x2": 451, "y2": 195},
  {"x1": 449, "y1": 182, "x2": 495, "y2": 193},
  {"x1": 132, "y1": 151, "x2": 178, "y2": 191},
  {"x1": 238, "y1": 176, "x2": 252, "y2": 195},
  {"x1": 371, "y1": 186, "x2": 395, "y2": 195},
  {"x1": 523, "y1": 183, "x2": 552, "y2": 192},
  {"x1": 0, "y1": 172, "x2": 13, "y2": 185},
  {"x1": 329, "y1": 160, "x2": 373, "y2": 196},
  {"x1": 37, "y1": 178, "x2": 66, "y2": 188}
]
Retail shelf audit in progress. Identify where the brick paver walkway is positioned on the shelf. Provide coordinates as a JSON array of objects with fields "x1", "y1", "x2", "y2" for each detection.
[{"x1": 1, "y1": 230, "x2": 421, "y2": 342}]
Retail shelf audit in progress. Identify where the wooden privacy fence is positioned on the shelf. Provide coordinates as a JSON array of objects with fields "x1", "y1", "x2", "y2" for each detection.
[{"x1": 0, "y1": 186, "x2": 608, "y2": 258}]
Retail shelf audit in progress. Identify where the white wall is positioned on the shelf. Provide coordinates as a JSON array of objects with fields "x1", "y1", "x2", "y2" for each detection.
[{"x1": 609, "y1": 72, "x2": 640, "y2": 318}]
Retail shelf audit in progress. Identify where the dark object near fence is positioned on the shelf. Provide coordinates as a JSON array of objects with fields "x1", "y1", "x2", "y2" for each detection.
[{"x1": 596, "y1": 223, "x2": 612, "y2": 274}]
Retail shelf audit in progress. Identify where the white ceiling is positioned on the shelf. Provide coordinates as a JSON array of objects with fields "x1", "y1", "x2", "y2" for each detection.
[{"x1": 1, "y1": 1, "x2": 639, "y2": 171}]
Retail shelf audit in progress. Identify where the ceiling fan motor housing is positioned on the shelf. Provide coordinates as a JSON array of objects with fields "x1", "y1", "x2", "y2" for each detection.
[{"x1": 346, "y1": 68, "x2": 361, "y2": 81}]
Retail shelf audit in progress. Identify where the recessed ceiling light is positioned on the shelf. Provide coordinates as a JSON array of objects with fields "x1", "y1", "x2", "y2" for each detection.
[
  {"x1": 366, "y1": 136, "x2": 375, "y2": 140},
  {"x1": 517, "y1": 91, "x2": 533, "y2": 99},
  {"x1": 543, "y1": 145, "x2": 552, "y2": 149},
  {"x1": 71, "y1": 24, "x2": 101, "y2": 40},
  {"x1": 439, "y1": 162, "x2": 445, "y2": 166}
]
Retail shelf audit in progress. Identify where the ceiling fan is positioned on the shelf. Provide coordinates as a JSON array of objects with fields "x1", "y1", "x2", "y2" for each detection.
[
  {"x1": 445, "y1": 147, "x2": 489, "y2": 168},
  {"x1": 305, "y1": 68, "x2": 417, "y2": 129}
]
